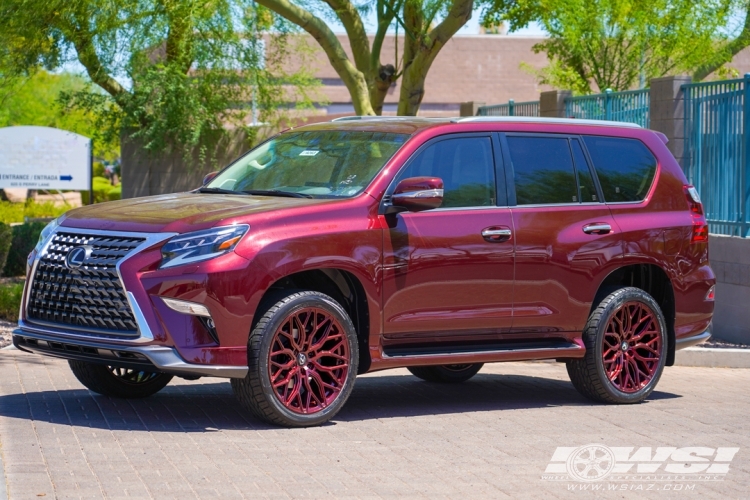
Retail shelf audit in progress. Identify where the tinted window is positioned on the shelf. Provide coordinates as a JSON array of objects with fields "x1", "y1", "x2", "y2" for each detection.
[
  {"x1": 507, "y1": 137, "x2": 577, "y2": 205},
  {"x1": 571, "y1": 139, "x2": 598, "y2": 202},
  {"x1": 582, "y1": 136, "x2": 657, "y2": 202},
  {"x1": 397, "y1": 137, "x2": 495, "y2": 208}
]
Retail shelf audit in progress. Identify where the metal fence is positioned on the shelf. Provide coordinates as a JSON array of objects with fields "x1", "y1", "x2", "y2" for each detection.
[
  {"x1": 564, "y1": 88, "x2": 651, "y2": 128},
  {"x1": 477, "y1": 99, "x2": 539, "y2": 117},
  {"x1": 683, "y1": 76, "x2": 747, "y2": 236}
]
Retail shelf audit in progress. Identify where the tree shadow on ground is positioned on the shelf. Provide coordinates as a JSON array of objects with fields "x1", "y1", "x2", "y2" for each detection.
[{"x1": 0, "y1": 369, "x2": 680, "y2": 432}]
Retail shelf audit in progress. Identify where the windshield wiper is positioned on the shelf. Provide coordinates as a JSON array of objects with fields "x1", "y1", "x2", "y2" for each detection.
[
  {"x1": 242, "y1": 189, "x2": 314, "y2": 199},
  {"x1": 196, "y1": 187, "x2": 243, "y2": 195}
]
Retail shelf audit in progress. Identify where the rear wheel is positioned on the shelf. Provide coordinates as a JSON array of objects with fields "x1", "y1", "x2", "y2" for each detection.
[
  {"x1": 566, "y1": 287, "x2": 667, "y2": 404},
  {"x1": 407, "y1": 363, "x2": 483, "y2": 383},
  {"x1": 69, "y1": 360, "x2": 173, "y2": 398},
  {"x1": 231, "y1": 290, "x2": 359, "y2": 427}
]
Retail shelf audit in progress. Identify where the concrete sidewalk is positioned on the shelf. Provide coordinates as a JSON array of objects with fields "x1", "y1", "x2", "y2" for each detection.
[{"x1": 0, "y1": 350, "x2": 748, "y2": 499}]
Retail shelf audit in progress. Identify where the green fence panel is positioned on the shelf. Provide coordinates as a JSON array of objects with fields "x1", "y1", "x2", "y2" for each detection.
[
  {"x1": 564, "y1": 88, "x2": 650, "y2": 128},
  {"x1": 477, "y1": 99, "x2": 539, "y2": 117},
  {"x1": 683, "y1": 75, "x2": 748, "y2": 236}
]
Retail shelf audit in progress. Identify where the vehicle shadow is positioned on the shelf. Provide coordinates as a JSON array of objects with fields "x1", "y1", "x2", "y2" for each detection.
[{"x1": 0, "y1": 370, "x2": 680, "y2": 432}]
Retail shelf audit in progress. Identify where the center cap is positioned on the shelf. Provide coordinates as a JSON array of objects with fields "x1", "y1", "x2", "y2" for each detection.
[
  {"x1": 297, "y1": 353, "x2": 307, "y2": 366},
  {"x1": 621, "y1": 341, "x2": 629, "y2": 351}
]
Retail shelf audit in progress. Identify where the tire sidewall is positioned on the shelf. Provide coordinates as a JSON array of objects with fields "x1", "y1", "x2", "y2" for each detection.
[
  {"x1": 252, "y1": 293, "x2": 359, "y2": 426},
  {"x1": 593, "y1": 288, "x2": 668, "y2": 403}
]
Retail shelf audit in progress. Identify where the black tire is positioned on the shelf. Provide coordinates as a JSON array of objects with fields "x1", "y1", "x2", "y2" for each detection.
[
  {"x1": 407, "y1": 363, "x2": 483, "y2": 383},
  {"x1": 566, "y1": 287, "x2": 668, "y2": 404},
  {"x1": 231, "y1": 290, "x2": 359, "y2": 427},
  {"x1": 68, "y1": 361, "x2": 173, "y2": 398}
]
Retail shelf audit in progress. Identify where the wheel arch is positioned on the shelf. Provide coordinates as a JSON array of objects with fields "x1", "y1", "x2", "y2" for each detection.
[
  {"x1": 255, "y1": 268, "x2": 372, "y2": 373},
  {"x1": 592, "y1": 263, "x2": 676, "y2": 366}
]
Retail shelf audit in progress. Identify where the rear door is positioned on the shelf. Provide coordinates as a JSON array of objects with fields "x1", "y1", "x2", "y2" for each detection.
[{"x1": 501, "y1": 133, "x2": 623, "y2": 335}]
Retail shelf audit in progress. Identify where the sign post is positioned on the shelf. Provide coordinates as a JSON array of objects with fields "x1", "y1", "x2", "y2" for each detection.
[{"x1": 0, "y1": 126, "x2": 92, "y2": 192}]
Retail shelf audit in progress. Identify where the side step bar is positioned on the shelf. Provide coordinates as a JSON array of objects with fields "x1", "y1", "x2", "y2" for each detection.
[{"x1": 373, "y1": 340, "x2": 584, "y2": 371}]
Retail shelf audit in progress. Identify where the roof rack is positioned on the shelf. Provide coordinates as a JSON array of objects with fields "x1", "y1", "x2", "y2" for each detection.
[{"x1": 451, "y1": 116, "x2": 642, "y2": 129}]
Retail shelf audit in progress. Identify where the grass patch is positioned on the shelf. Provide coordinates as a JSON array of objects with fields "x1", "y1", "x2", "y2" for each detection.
[
  {"x1": 0, "y1": 280, "x2": 23, "y2": 322},
  {"x1": 0, "y1": 200, "x2": 71, "y2": 224}
]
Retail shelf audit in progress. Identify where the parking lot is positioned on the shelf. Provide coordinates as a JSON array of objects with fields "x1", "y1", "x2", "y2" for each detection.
[{"x1": 0, "y1": 347, "x2": 747, "y2": 499}]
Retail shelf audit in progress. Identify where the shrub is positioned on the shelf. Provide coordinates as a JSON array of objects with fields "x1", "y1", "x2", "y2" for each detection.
[
  {"x1": 3, "y1": 222, "x2": 46, "y2": 277},
  {"x1": 0, "y1": 200, "x2": 70, "y2": 224},
  {"x1": 0, "y1": 223, "x2": 12, "y2": 276},
  {"x1": 0, "y1": 281, "x2": 24, "y2": 322}
]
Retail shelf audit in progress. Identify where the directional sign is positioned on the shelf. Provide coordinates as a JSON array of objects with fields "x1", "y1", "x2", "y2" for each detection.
[{"x1": 0, "y1": 126, "x2": 91, "y2": 191}]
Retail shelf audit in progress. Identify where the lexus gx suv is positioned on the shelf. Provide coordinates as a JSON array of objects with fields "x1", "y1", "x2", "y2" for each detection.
[{"x1": 14, "y1": 117, "x2": 714, "y2": 427}]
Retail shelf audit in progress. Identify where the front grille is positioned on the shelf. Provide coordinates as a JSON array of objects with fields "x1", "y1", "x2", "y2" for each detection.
[{"x1": 26, "y1": 231, "x2": 146, "y2": 337}]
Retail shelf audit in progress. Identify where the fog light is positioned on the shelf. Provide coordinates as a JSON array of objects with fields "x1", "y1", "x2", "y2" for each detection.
[
  {"x1": 705, "y1": 285, "x2": 715, "y2": 301},
  {"x1": 162, "y1": 297, "x2": 212, "y2": 317}
]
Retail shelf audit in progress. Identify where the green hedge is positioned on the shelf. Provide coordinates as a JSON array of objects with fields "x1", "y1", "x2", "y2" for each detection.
[
  {"x1": 0, "y1": 223, "x2": 12, "y2": 276},
  {"x1": 3, "y1": 222, "x2": 45, "y2": 278},
  {"x1": 81, "y1": 176, "x2": 121, "y2": 204},
  {"x1": 0, "y1": 281, "x2": 23, "y2": 322}
]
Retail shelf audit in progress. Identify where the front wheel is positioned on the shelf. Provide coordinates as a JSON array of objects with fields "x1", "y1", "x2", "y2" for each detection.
[
  {"x1": 407, "y1": 363, "x2": 483, "y2": 383},
  {"x1": 69, "y1": 361, "x2": 173, "y2": 398},
  {"x1": 231, "y1": 290, "x2": 359, "y2": 427},
  {"x1": 566, "y1": 287, "x2": 667, "y2": 404}
]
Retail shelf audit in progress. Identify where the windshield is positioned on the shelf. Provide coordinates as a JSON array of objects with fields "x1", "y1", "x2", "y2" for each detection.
[{"x1": 206, "y1": 130, "x2": 409, "y2": 198}]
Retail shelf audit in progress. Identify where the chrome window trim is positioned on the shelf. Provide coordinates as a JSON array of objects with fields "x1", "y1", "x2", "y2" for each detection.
[{"x1": 23, "y1": 227, "x2": 177, "y2": 343}]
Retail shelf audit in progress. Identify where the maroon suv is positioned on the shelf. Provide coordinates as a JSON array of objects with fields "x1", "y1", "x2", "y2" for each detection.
[{"x1": 14, "y1": 117, "x2": 714, "y2": 427}]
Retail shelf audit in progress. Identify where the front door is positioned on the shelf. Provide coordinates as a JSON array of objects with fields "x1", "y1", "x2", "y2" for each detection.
[
  {"x1": 500, "y1": 134, "x2": 623, "y2": 335},
  {"x1": 381, "y1": 134, "x2": 515, "y2": 349}
]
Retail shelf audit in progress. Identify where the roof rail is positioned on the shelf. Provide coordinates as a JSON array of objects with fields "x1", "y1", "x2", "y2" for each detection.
[
  {"x1": 330, "y1": 116, "x2": 448, "y2": 122},
  {"x1": 451, "y1": 116, "x2": 642, "y2": 129}
]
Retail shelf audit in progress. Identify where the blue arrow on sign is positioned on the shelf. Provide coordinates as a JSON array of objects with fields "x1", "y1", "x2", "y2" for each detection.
[{"x1": 60, "y1": 175, "x2": 73, "y2": 181}]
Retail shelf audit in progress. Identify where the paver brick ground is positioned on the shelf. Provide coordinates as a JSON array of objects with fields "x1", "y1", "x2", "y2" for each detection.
[{"x1": 0, "y1": 348, "x2": 748, "y2": 499}]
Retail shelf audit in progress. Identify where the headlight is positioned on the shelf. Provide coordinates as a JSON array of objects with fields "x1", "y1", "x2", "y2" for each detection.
[
  {"x1": 160, "y1": 225, "x2": 249, "y2": 269},
  {"x1": 34, "y1": 216, "x2": 63, "y2": 255}
]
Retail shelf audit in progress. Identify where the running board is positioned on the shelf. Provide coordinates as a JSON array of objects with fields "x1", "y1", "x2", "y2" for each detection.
[{"x1": 372, "y1": 340, "x2": 584, "y2": 371}]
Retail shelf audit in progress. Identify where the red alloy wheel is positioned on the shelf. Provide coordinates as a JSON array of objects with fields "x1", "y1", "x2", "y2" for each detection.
[
  {"x1": 268, "y1": 307, "x2": 350, "y2": 414},
  {"x1": 602, "y1": 301, "x2": 663, "y2": 393}
]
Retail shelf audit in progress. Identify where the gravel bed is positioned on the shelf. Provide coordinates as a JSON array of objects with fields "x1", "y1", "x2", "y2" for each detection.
[{"x1": 0, "y1": 319, "x2": 15, "y2": 349}]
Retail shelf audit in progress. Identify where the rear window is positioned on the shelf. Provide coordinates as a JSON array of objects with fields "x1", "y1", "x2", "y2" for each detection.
[
  {"x1": 582, "y1": 136, "x2": 657, "y2": 202},
  {"x1": 506, "y1": 136, "x2": 578, "y2": 205}
]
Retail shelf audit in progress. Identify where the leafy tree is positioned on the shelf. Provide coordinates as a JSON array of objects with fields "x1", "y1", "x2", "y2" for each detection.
[
  {"x1": 0, "y1": 0, "x2": 316, "y2": 156},
  {"x1": 694, "y1": 1, "x2": 750, "y2": 80},
  {"x1": 255, "y1": 0, "x2": 473, "y2": 115},
  {"x1": 484, "y1": 0, "x2": 733, "y2": 92},
  {"x1": 0, "y1": 71, "x2": 119, "y2": 160}
]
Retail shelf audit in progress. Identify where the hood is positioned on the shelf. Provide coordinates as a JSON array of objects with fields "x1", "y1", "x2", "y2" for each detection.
[{"x1": 61, "y1": 192, "x2": 334, "y2": 233}]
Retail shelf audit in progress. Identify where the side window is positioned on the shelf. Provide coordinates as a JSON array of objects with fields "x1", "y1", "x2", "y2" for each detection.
[
  {"x1": 507, "y1": 136, "x2": 577, "y2": 205},
  {"x1": 582, "y1": 136, "x2": 657, "y2": 202},
  {"x1": 571, "y1": 139, "x2": 598, "y2": 202},
  {"x1": 396, "y1": 137, "x2": 495, "y2": 208}
]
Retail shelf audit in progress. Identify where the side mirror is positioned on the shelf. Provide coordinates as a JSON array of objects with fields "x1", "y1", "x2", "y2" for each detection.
[
  {"x1": 388, "y1": 177, "x2": 444, "y2": 213},
  {"x1": 202, "y1": 171, "x2": 218, "y2": 185}
]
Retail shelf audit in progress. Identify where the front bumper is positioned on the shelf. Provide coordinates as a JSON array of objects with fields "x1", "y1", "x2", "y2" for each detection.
[{"x1": 13, "y1": 328, "x2": 248, "y2": 379}]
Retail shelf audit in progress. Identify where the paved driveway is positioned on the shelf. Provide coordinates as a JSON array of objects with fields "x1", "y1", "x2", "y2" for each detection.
[{"x1": 0, "y1": 348, "x2": 748, "y2": 499}]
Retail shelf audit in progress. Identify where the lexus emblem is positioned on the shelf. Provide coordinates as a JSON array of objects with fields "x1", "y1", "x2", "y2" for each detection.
[{"x1": 65, "y1": 246, "x2": 91, "y2": 269}]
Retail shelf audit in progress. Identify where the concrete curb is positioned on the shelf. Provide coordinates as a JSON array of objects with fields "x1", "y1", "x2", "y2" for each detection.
[{"x1": 675, "y1": 347, "x2": 750, "y2": 368}]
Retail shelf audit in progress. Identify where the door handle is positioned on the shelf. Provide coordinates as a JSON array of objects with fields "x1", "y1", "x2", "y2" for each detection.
[
  {"x1": 583, "y1": 223, "x2": 612, "y2": 235},
  {"x1": 481, "y1": 227, "x2": 512, "y2": 242}
]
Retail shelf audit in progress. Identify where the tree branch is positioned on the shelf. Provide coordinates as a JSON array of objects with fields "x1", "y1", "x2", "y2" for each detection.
[
  {"x1": 694, "y1": 2, "x2": 750, "y2": 81},
  {"x1": 256, "y1": 0, "x2": 374, "y2": 114},
  {"x1": 323, "y1": 0, "x2": 371, "y2": 74}
]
